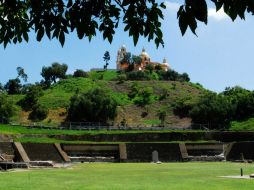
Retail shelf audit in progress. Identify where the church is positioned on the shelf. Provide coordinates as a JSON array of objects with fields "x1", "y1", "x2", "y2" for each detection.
[{"x1": 116, "y1": 45, "x2": 170, "y2": 71}]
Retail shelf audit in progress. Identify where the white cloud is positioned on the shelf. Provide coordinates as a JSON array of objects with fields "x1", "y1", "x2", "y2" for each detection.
[
  {"x1": 208, "y1": 8, "x2": 228, "y2": 21},
  {"x1": 165, "y1": 1, "x2": 181, "y2": 12},
  {"x1": 165, "y1": 1, "x2": 228, "y2": 21}
]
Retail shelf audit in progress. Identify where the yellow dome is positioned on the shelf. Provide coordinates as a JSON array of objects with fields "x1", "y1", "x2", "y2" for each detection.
[{"x1": 140, "y1": 47, "x2": 150, "y2": 58}]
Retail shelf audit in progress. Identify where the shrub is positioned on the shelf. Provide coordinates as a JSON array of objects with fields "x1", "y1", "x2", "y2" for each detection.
[
  {"x1": 68, "y1": 88, "x2": 117, "y2": 122},
  {"x1": 189, "y1": 93, "x2": 234, "y2": 129},
  {"x1": 117, "y1": 74, "x2": 127, "y2": 83},
  {"x1": 18, "y1": 85, "x2": 43, "y2": 111},
  {"x1": 0, "y1": 93, "x2": 15, "y2": 122},
  {"x1": 4, "y1": 78, "x2": 22, "y2": 94},
  {"x1": 28, "y1": 104, "x2": 48, "y2": 121},
  {"x1": 133, "y1": 87, "x2": 154, "y2": 106},
  {"x1": 126, "y1": 71, "x2": 150, "y2": 80},
  {"x1": 73, "y1": 69, "x2": 88, "y2": 78}
]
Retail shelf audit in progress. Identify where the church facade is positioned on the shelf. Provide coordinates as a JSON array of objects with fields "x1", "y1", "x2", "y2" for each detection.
[{"x1": 116, "y1": 45, "x2": 170, "y2": 71}]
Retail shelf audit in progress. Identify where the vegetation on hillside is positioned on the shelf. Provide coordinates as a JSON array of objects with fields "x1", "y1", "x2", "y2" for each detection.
[{"x1": 1, "y1": 63, "x2": 254, "y2": 131}]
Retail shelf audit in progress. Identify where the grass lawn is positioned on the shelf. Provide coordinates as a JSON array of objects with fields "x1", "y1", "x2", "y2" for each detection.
[{"x1": 1, "y1": 162, "x2": 254, "y2": 190}]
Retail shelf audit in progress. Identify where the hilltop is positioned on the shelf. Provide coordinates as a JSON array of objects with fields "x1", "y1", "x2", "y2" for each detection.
[{"x1": 7, "y1": 70, "x2": 206, "y2": 128}]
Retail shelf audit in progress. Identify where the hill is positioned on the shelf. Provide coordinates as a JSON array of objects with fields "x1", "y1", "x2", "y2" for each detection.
[{"x1": 7, "y1": 72, "x2": 206, "y2": 128}]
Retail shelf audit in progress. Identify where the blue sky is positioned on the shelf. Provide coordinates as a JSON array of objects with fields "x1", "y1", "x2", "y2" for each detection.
[{"x1": 0, "y1": 1, "x2": 254, "y2": 92}]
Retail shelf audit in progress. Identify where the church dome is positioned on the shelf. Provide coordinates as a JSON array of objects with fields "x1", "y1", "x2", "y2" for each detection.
[
  {"x1": 162, "y1": 57, "x2": 170, "y2": 67},
  {"x1": 140, "y1": 47, "x2": 150, "y2": 58}
]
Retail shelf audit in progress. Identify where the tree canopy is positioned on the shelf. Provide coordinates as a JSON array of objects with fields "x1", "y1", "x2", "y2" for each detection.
[
  {"x1": 41, "y1": 62, "x2": 68, "y2": 85},
  {"x1": 1, "y1": 0, "x2": 252, "y2": 48}
]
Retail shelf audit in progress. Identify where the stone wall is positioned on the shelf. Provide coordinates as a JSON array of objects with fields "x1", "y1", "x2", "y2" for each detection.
[
  {"x1": 226, "y1": 142, "x2": 254, "y2": 161},
  {"x1": 125, "y1": 143, "x2": 182, "y2": 162},
  {"x1": 22, "y1": 143, "x2": 64, "y2": 162}
]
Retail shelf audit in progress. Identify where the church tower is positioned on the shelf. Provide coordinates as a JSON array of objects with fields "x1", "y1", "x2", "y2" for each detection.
[{"x1": 116, "y1": 45, "x2": 127, "y2": 70}]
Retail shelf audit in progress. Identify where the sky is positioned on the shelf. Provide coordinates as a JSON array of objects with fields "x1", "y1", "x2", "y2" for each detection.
[{"x1": 1, "y1": 0, "x2": 254, "y2": 92}]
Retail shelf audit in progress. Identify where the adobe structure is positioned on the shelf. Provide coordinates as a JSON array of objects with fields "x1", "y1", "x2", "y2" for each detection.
[{"x1": 116, "y1": 45, "x2": 170, "y2": 71}]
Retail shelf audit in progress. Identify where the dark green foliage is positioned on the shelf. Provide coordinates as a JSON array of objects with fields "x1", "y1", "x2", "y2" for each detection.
[
  {"x1": 189, "y1": 93, "x2": 234, "y2": 129},
  {"x1": 157, "y1": 109, "x2": 167, "y2": 126},
  {"x1": 4, "y1": 78, "x2": 22, "y2": 94},
  {"x1": 68, "y1": 88, "x2": 117, "y2": 122},
  {"x1": 145, "y1": 64, "x2": 154, "y2": 74},
  {"x1": 121, "y1": 52, "x2": 142, "y2": 71},
  {"x1": 41, "y1": 62, "x2": 68, "y2": 85},
  {"x1": 179, "y1": 73, "x2": 190, "y2": 82},
  {"x1": 159, "y1": 70, "x2": 179, "y2": 81},
  {"x1": 1, "y1": 1, "x2": 254, "y2": 48},
  {"x1": 155, "y1": 64, "x2": 162, "y2": 71},
  {"x1": 103, "y1": 51, "x2": 110, "y2": 70},
  {"x1": 28, "y1": 104, "x2": 48, "y2": 121},
  {"x1": 0, "y1": 1, "x2": 165, "y2": 48},
  {"x1": 73, "y1": 69, "x2": 88, "y2": 78},
  {"x1": 17, "y1": 67, "x2": 28, "y2": 82},
  {"x1": 18, "y1": 85, "x2": 43, "y2": 111},
  {"x1": 173, "y1": 97, "x2": 195, "y2": 118},
  {"x1": 117, "y1": 74, "x2": 127, "y2": 84},
  {"x1": 126, "y1": 71, "x2": 150, "y2": 80},
  {"x1": 0, "y1": 93, "x2": 15, "y2": 122},
  {"x1": 223, "y1": 86, "x2": 254, "y2": 120},
  {"x1": 0, "y1": 83, "x2": 3, "y2": 92},
  {"x1": 132, "y1": 55, "x2": 142, "y2": 65},
  {"x1": 159, "y1": 88, "x2": 169, "y2": 101},
  {"x1": 133, "y1": 87, "x2": 154, "y2": 106}
]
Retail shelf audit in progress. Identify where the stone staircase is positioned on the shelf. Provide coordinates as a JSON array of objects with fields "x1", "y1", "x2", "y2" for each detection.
[{"x1": 179, "y1": 143, "x2": 189, "y2": 161}]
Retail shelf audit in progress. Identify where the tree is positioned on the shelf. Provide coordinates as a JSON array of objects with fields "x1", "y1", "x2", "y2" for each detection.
[
  {"x1": 73, "y1": 69, "x2": 88, "y2": 78},
  {"x1": 0, "y1": 93, "x2": 15, "y2": 123},
  {"x1": 145, "y1": 64, "x2": 154, "y2": 74},
  {"x1": 157, "y1": 109, "x2": 167, "y2": 127},
  {"x1": 0, "y1": 1, "x2": 253, "y2": 48},
  {"x1": 189, "y1": 93, "x2": 234, "y2": 129},
  {"x1": 222, "y1": 86, "x2": 254, "y2": 120},
  {"x1": 0, "y1": 0, "x2": 165, "y2": 48},
  {"x1": 4, "y1": 78, "x2": 22, "y2": 94},
  {"x1": 103, "y1": 51, "x2": 110, "y2": 70},
  {"x1": 17, "y1": 66, "x2": 28, "y2": 82},
  {"x1": 18, "y1": 85, "x2": 43, "y2": 111},
  {"x1": 179, "y1": 73, "x2": 190, "y2": 82},
  {"x1": 28, "y1": 104, "x2": 48, "y2": 121},
  {"x1": 134, "y1": 87, "x2": 154, "y2": 106},
  {"x1": 41, "y1": 62, "x2": 68, "y2": 85},
  {"x1": 68, "y1": 88, "x2": 117, "y2": 122}
]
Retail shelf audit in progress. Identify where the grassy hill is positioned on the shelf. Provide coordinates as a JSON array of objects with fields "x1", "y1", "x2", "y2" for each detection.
[{"x1": 7, "y1": 71, "x2": 206, "y2": 128}]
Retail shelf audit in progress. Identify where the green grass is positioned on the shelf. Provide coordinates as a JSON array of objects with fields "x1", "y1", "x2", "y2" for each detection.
[
  {"x1": 230, "y1": 118, "x2": 254, "y2": 131},
  {"x1": 0, "y1": 124, "x2": 204, "y2": 136},
  {"x1": 6, "y1": 77, "x2": 206, "y2": 126},
  {"x1": 1, "y1": 163, "x2": 254, "y2": 190},
  {"x1": 89, "y1": 70, "x2": 118, "y2": 81}
]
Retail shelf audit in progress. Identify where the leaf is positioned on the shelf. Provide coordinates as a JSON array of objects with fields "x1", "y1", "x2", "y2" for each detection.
[
  {"x1": 133, "y1": 33, "x2": 139, "y2": 46},
  {"x1": 36, "y1": 27, "x2": 44, "y2": 41},
  {"x1": 194, "y1": 0, "x2": 208, "y2": 24},
  {"x1": 179, "y1": 11, "x2": 188, "y2": 36},
  {"x1": 59, "y1": 30, "x2": 65, "y2": 47}
]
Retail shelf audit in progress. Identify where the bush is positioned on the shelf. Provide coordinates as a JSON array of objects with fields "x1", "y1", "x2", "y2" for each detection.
[
  {"x1": 172, "y1": 97, "x2": 194, "y2": 118},
  {"x1": 18, "y1": 85, "x2": 43, "y2": 111},
  {"x1": 0, "y1": 93, "x2": 15, "y2": 122},
  {"x1": 126, "y1": 71, "x2": 150, "y2": 80},
  {"x1": 133, "y1": 87, "x2": 154, "y2": 106},
  {"x1": 189, "y1": 93, "x2": 234, "y2": 129},
  {"x1": 73, "y1": 69, "x2": 88, "y2": 78},
  {"x1": 68, "y1": 88, "x2": 117, "y2": 122},
  {"x1": 28, "y1": 104, "x2": 48, "y2": 121},
  {"x1": 4, "y1": 78, "x2": 22, "y2": 94},
  {"x1": 117, "y1": 74, "x2": 127, "y2": 83}
]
